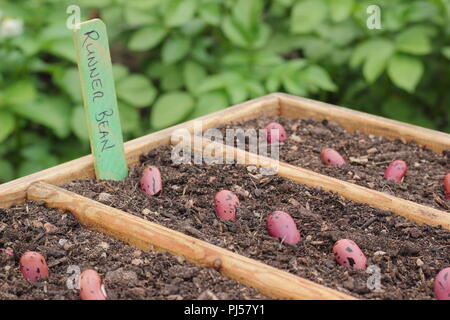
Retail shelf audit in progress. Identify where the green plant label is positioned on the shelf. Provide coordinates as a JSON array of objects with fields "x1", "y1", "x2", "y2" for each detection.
[{"x1": 73, "y1": 19, "x2": 128, "y2": 181}]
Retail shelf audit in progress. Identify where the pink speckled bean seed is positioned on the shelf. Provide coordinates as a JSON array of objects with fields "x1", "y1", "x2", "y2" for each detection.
[
  {"x1": 384, "y1": 160, "x2": 407, "y2": 182},
  {"x1": 214, "y1": 190, "x2": 239, "y2": 221},
  {"x1": 79, "y1": 269, "x2": 107, "y2": 300},
  {"x1": 444, "y1": 173, "x2": 450, "y2": 200},
  {"x1": 333, "y1": 239, "x2": 367, "y2": 270},
  {"x1": 434, "y1": 267, "x2": 450, "y2": 300},
  {"x1": 19, "y1": 251, "x2": 49, "y2": 282},
  {"x1": 140, "y1": 165, "x2": 162, "y2": 196},
  {"x1": 266, "y1": 211, "x2": 301, "y2": 245},
  {"x1": 265, "y1": 122, "x2": 288, "y2": 143},
  {"x1": 320, "y1": 148, "x2": 346, "y2": 166}
]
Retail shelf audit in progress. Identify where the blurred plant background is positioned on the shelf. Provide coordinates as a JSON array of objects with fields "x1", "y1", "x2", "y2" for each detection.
[{"x1": 0, "y1": 0, "x2": 449, "y2": 183}]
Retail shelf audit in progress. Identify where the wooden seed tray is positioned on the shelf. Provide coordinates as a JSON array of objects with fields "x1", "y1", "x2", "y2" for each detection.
[{"x1": 1, "y1": 93, "x2": 449, "y2": 300}]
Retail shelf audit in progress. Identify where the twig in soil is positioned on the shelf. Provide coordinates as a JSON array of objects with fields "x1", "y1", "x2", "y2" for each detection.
[
  {"x1": 361, "y1": 217, "x2": 377, "y2": 229},
  {"x1": 32, "y1": 232, "x2": 45, "y2": 243},
  {"x1": 381, "y1": 184, "x2": 393, "y2": 194},
  {"x1": 182, "y1": 184, "x2": 189, "y2": 196},
  {"x1": 48, "y1": 257, "x2": 68, "y2": 268},
  {"x1": 182, "y1": 225, "x2": 203, "y2": 238},
  {"x1": 161, "y1": 211, "x2": 177, "y2": 220},
  {"x1": 373, "y1": 161, "x2": 393, "y2": 166},
  {"x1": 433, "y1": 194, "x2": 450, "y2": 210}
]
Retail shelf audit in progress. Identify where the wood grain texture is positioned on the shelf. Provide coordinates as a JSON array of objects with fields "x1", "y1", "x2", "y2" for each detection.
[
  {"x1": 0, "y1": 95, "x2": 278, "y2": 208},
  {"x1": 27, "y1": 181, "x2": 354, "y2": 300},
  {"x1": 73, "y1": 19, "x2": 128, "y2": 180},
  {"x1": 179, "y1": 137, "x2": 450, "y2": 231},
  {"x1": 277, "y1": 93, "x2": 450, "y2": 154}
]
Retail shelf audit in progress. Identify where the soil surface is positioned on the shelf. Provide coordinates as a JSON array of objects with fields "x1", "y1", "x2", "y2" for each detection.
[
  {"x1": 0, "y1": 202, "x2": 267, "y2": 300},
  {"x1": 216, "y1": 117, "x2": 450, "y2": 211},
  {"x1": 64, "y1": 146, "x2": 450, "y2": 300}
]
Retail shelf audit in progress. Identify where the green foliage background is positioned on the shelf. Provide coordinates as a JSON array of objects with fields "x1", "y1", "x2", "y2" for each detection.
[{"x1": 0, "y1": 0, "x2": 449, "y2": 183}]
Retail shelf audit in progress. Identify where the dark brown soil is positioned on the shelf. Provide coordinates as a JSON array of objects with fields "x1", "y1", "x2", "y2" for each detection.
[
  {"x1": 216, "y1": 117, "x2": 450, "y2": 211},
  {"x1": 64, "y1": 145, "x2": 450, "y2": 300},
  {"x1": 0, "y1": 202, "x2": 267, "y2": 300}
]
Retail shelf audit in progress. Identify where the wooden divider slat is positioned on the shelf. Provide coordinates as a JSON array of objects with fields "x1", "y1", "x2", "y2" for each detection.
[{"x1": 27, "y1": 181, "x2": 354, "y2": 300}]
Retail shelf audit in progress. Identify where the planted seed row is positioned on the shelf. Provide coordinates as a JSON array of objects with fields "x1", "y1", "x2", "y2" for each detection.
[{"x1": 218, "y1": 118, "x2": 450, "y2": 211}]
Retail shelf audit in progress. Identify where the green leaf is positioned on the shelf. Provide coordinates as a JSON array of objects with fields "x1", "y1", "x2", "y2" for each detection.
[
  {"x1": 1, "y1": 80, "x2": 36, "y2": 107},
  {"x1": 11, "y1": 34, "x2": 40, "y2": 57},
  {"x1": 227, "y1": 85, "x2": 248, "y2": 104},
  {"x1": 18, "y1": 156, "x2": 59, "y2": 178},
  {"x1": 301, "y1": 65, "x2": 337, "y2": 92},
  {"x1": 363, "y1": 41, "x2": 394, "y2": 83},
  {"x1": 0, "y1": 111, "x2": 15, "y2": 143},
  {"x1": 291, "y1": 0, "x2": 327, "y2": 34},
  {"x1": 125, "y1": 6, "x2": 159, "y2": 26},
  {"x1": 126, "y1": 0, "x2": 162, "y2": 9},
  {"x1": 406, "y1": 1, "x2": 439, "y2": 23},
  {"x1": 0, "y1": 160, "x2": 14, "y2": 183},
  {"x1": 442, "y1": 47, "x2": 450, "y2": 60},
  {"x1": 274, "y1": 0, "x2": 295, "y2": 6},
  {"x1": 222, "y1": 16, "x2": 249, "y2": 48},
  {"x1": 128, "y1": 26, "x2": 168, "y2": 51},
  {"x1": 117, "y1": 75, "x2": 157, "y2": 108},
  {"x1": 147, "y1": 61, "x2": 168, "y2": 78},
  {"x1": 150, "y1": 91, "x2": 195, "y2": 129},
  {"x1": 181, "y1": 18, "x2": 207, "y2": 36},
  {"x1": 162, "y1": 36, "x2": 191, "y2": 64},
  {"x1": 396, "y1": 26, "x2": 432, "y2": 55},
  {"x1": 387, "y1": 54, "x2": 424, "y2": 93},
  {"x1": 197, "y1": 72, "x2": 242, "y2": 94},
  {"x1": 11, "y1": 95, "x2": 71, "y2": 138},
  {"x1": 118, "y1": 102, "x2": 140, "y2": 135},
  {"x1": 47, "y1": 38, "x2": 77, "y2": 63},
  {"x1": 316, "y1": 21, "x2": 360, "y2": 47},
  {"x1": 199, "y1": 2, "x2": 222, "y2": 25},
  {"x1": 163, "y1": 0, "x2": 197, "y2": 27},
  {"x1": 350, "y1": 38, "x2": 392, "y2": 68},
  {"x1": 161, "y1": 65, "x2": 184, "y2": 91},
  {"x1": 233, "y1": 0, "x2": 263, "y2": 32},
  {"x1": 327, "y1": 0, "x2": 354, "y2": 22},
  {"x1": 301, "y1": 38, "x2": 334, "y2": 60},
  {"x1": 21, "y1": 143, "x2": 51, "y2": 161},
  {"x1": 266, "y1": 75, "x2": 282, "y2": 92},
  {"x1": 350, "y1": 38, "x2": 394, "y2": 83},
  {"x1": 183, "y1": 60, "x2": 207, "y2": 95},
  {"x1": 189, "y1": 90, "x2": 229, "y2": 119},
  {"x1": 71, "y1": 105, "x2": 89, "y2": 142},
  {"x1": 56, "y1": 68, "x2": 82, "y2": 103},
  {"x1": 112, "y1": 64, "x2": 129, "y2": 82},
  {"x1": 246, "y1": 81, "x2": 266, "y2": 98},
  {"x1": 101, "y1": 6, "x2": 126, "y2": 40},
  {"x1": 222, "y1": 0, "x2": 269, "y2": 49},
  {"x1": 251, "y1": 24, "x2": 271, "y2": 49},
  {"x1": 283, "y1": 74, "x2": 308, "y2": 96}
]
